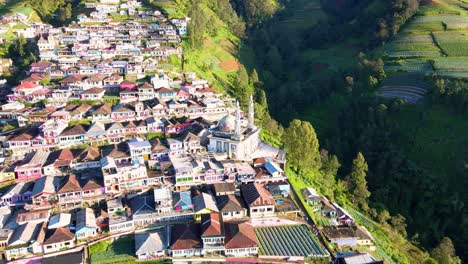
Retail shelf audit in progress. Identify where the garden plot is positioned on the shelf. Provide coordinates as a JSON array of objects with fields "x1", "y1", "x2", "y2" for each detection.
[
  {"x1": 256, "y1": 225, "x2": 329, "y2": 257},
  {"x1": 413, "y1": 15, "x2": 468, "y2": 29},
  {"x1": 433, "y1": 57, "x2": 468, "y2": 70},
  {"x1": 433, "y1": 32, "x2": 468, "y2": 56}
]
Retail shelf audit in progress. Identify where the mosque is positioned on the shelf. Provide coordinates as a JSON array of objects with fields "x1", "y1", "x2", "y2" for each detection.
[{"x1": 207, "y1": 95, "x2": 284, "y2": 163}]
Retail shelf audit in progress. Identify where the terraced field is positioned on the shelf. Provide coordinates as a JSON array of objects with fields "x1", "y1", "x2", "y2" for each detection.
[
  {"x1": 255, "y1": 225, "x2": 329, "y2": 257},
  {"x1": 381, "y1": 0, "x2": 468, "y2": 79}
]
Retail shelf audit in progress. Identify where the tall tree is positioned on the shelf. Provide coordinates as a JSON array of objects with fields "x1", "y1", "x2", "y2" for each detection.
[
  {"x1": 232, "y1": 65, "x2": 252, "y2": 107},
  {"x1": 188, "y1": 0, "x2": 207, "y2": 49},
  {"x1": 346, "y1": 152, "x2": 370, "y2": 207},
  {"x1": 282, "y1": 119, "x2": 321, "y2": 175},
  {"x1": 318, "y1": 150, "x2": 340, "y2": 198},
  {"x1": 431, "y1": 237, "x2": 461, "y2": 264}
]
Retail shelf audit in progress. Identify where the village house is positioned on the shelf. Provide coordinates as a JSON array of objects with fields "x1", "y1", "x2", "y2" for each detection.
[
  {"x1": 101, "y1": 144, "x2": 149, "y2": 194},
  {"x1": 71, "y1": 146, "x2": 102, "y2": 170},
  {"x1": 14, "y1": 151, "x2": 49, "y2": 181},
  {"x1": 42, "y1": 149, "x2": 75, "y2": 176},
  {"x1": 1, "y1": 181, "x2": 34, "y2": 206},
  {"x1": 4, "y1": 222, "x2": 46, "y2": 261},
  {"x1": 80, "y1": 87, "x2": 106, "y2": 101},
  {"x1": 201, "y1": 213, "x2": 225, "y2": 255},
  {"x1": 56, "y1": 174, "x2": 83, "y2": 209},
  {"x1": 193, "y1": 192, "x2": 219, "y2": 221},
  {"x1": 29, "y1": 176, "x2": 57, "y2": 209},
  {"x1": 48, "y1": 213, "x2": 71, "y2": 229},
  {"x1": 135, "y1": 228, "x2": 169, "y2": 260},
  {"x1": 224, "y1": 221, "x2": 258, "y2": 257},
  {"x1": 170, "y1": 223, "x2": 202, "y2": 257},
  {"x1": 42, "y1": 227, "x2": 75, "y2": 253},
  {"x1": 240, "y1": 183, "x2": 275, "y2": 218},
  {"x1": 216, "y1": 195, "x2": 247, "y2": 220},
  {"x1": 75, "y1": 208, "x2": 98, "y2": 240}
]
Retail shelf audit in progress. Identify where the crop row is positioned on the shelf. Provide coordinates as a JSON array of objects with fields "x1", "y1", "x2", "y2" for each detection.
[
  {"x1": 256, "y1": 225, "x2": 327, "y2": 257},
  {"x1": 433, "y1": 57, "x2": 468, "y2": 70},
  {"x1": 392, "y1": 34, "x2": 434, "y2": 44},
  {"x1": 385, "y1": 60, "x2": 434, "y2": 73},
  {"x1": 386, "y1": 51, "x2": 441, "y2": 58}
]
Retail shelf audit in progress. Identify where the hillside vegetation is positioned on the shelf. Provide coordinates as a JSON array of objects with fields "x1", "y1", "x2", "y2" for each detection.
[{"x1": 380, "y1": 0, "x2": 468, "y2": 78}]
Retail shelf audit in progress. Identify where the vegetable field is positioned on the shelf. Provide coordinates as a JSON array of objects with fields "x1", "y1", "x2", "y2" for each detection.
[
  {"x1": 255, "y1": 225, "x2": 329, "y2": 257},
  {"x1": 381, "y1": 0, "x2": 468, "y2": 79}
]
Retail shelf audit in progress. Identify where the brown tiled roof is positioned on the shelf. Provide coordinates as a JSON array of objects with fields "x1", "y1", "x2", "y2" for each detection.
[
  {"x1": 43, "y1": 227, "x2": 74, "y2": 245},
  {"x1": 123, "y1": 121, "x2": 137, "y2": 129},
  {"x1": 72, "y1": 104, "x2": 93, "y2": 115},
  {"x1": 58, "y1": 174, "x2": 82, "y2": 194},
  {"x1": 170, "y1": 223, "x2": 202, "y2": 250},
  {"x1": 31, "y1": 61, "x2": 53, "y2": 68},
  {"x1": 9, "y1": 129, "x2": 38, "y2": 141},
  {"x1": 86, "y1": 74, "x2": 106, "y2": 82},
  {"x1": 82, "y1": 87, "x2": 105, "y2": 94},
  {"x1": 82, "y1": 177, "x2": 104, "y2": 191},
  {"x1": 60, "y1": 75, "x2": 84, "y2": 84},
  {"x1": 64, "y1": 104, "x2": 79, "y2": 111},
  {"x1": 213, "y1": 182, "x2": 235, "y2": 194},
  {"x1": 224, "y1": 221, "x2": 257, "y2": 249},
  {"x1": 240, "y1": 183, "x2": 275, "y2": 207},
  {"x1": 102, "y1": 143, "x2": 129, "y2": 159},
  {"x1": 139, "y1": 82, "x2": 153, "y2": 89},
  {"x1": 156, "y1": 87, "x2": 173, "y2": 93},
  {"x1": 58, "y1": 149, "x2": 74, "y2": 161},
  {"x1": 74, "y1": 146, "x2": 100, "y2": 161},
  {"x1": 149, "y1": 138, "x2": 168, "y2": 152},
  {"x1": 216, "y1": 195, "x2": 246, "y2": 213},
  {"x1": 60, "y1": 125, "x2": 87, "y2": 137},
  {"x1": 30, "y1": 106, "x2": 56, "y2": 116},
  {"x1": 201, "y1": 213, "x2": 223, "y2": 237},
  {"x1": 92, "y1": 103, "x2": 112, "y2": 115}
]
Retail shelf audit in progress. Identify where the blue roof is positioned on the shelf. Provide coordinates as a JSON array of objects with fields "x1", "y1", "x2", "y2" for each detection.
[
  {"x1": 173, "y1": 191, "x2": 192, "y2": 207},
  {"x1": 265, "y1": 161, "x2": 279, "y2": 175}
]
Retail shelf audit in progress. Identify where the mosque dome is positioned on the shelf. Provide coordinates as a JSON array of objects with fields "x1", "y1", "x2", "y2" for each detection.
[{"x1": 217, "y1": 114, "x2": 236, "y2": 132}]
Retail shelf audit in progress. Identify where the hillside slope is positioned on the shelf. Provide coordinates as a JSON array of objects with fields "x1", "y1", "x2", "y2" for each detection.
[{"x1": 379, "y1": 0, "x2": 468, "y2": 78}]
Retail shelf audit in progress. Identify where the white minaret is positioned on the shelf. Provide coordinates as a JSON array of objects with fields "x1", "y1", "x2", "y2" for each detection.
[
  {"x1": 248, "y1": 94, "x2": 255, "y2": 129},
  {"x1": 235, "y1": 100, "x2": 241, "y2": 136}
]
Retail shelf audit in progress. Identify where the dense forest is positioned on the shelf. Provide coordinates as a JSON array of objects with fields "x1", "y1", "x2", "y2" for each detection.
[{"x1": 231, "y1": 0, "x2": 466, "y2": 262}]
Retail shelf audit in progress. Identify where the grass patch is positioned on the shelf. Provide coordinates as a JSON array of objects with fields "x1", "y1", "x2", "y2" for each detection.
[{"x1": 90, "y1": 236, "x2": 135, "y2": 264}]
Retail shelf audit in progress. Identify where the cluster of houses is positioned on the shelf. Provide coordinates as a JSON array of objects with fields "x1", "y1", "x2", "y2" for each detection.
[{"x1": 302, "y1": 187, "x2": 375, "y2": 249}]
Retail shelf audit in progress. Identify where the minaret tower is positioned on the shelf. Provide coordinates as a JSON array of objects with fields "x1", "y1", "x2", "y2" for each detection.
[
  {"x1": 235, "y1": 100, "x2": 241, "y2": 136},
  {"x1": 248, "y1": 94, "x2": 255, "y2": 129}
]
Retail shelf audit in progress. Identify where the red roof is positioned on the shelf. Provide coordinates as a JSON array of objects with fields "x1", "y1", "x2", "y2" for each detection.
[
  {"x1": 22, "y1": 75, "x2": 44, "y2": 83},
  {"x1": 177, "y1": 90, "x2": 189, "y2": 97},
  {"x1": 60, "y1": 75, "x2": 84, "y2": 84},
  {"x1": 197, "y1": 87, "x2": 214, "y2": 93},
  {"x1": 30, "y1": 61, "x2": 53, "y2": 68},
  {"x1": 241, "y1": 183, "x2": 275, "y2": 207},
  {"x1": 201, "y1": 213, "x2": 223, "y2": 237},
  {"x1": 15, "y1": 82, "x2": 40, "y2": 90},
  {"x1": 224, "y1": 221, "x2": 257, "y2": 249},
  {"x1": 171, "y1": 223, "x2": 202, "y2": 250}
]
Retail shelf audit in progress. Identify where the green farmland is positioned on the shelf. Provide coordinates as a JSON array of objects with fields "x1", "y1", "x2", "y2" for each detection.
[
  {"x1": 381, "y1": 0, "x2": 468, "y2": 79},
  {"x1": 256, "y1": 225, "x2": 329, "y2": 258}
]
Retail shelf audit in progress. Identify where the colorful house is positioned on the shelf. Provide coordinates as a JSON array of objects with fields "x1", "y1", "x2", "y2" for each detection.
[
  {"x1": 58, "y1": 125, "x2": 87, "y2": 146},
  {"x1": 1, "y1": 181, "x2": 34, "y2": 206},
  {"x1": 14, "y1": 151, "x2": 49, "y2": 181},
  {"x1": 75, "y1": 208, "x2": 98, "y2": 240},
  {"x1": 193, "y1": 192, "x2": 218, "y2": 221}
]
